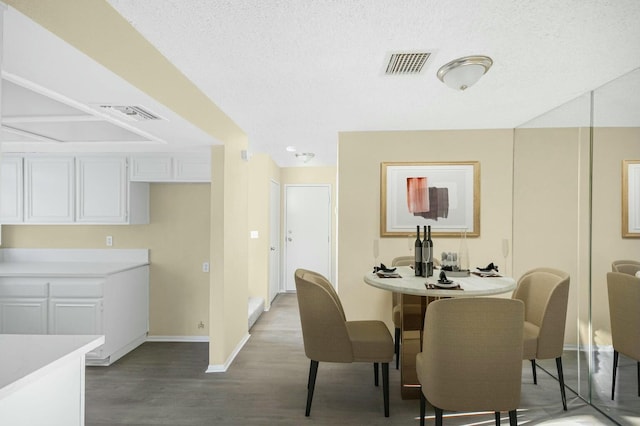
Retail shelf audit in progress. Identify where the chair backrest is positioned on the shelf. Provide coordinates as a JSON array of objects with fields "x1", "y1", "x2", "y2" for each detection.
[
  {"x1": 512, "y1": 267, "x2": 570, "y2": 359},
  {"x1": 295, "y1": 269, "x2": 353, "y2": 362},
  {"x1": 607, "y1": 272, "x2": 640, "y2": 361},
  {"x1": 420, "y1": 298, "x2": 524, "y2": 412},
  {"x1": 392, "y1": 256, "x2": 414, "y2": 267},
  {"x1": 391, "y1": 256, "x2": 414, "y2": 307},
  {"x1": 611, "y1": 259, "x2": 640, "y2": 276}
]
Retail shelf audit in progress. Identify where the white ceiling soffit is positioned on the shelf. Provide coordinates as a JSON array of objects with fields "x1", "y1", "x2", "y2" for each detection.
[{"x1": 1, "y1": 6, "x2": 218, "y2": 153}]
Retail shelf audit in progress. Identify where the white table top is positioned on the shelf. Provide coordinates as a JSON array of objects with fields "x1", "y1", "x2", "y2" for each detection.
[
  {"x1": 364, "y1": 266, "x2": 516, "y2": 297},
  {"x1": 0, "y1": 334, "x2": 105, "y2": 399}
]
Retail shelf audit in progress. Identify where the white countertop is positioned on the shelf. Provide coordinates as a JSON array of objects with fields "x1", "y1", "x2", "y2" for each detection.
[
  {"x1": 0, "y1": 261, "x2": 148, "y2": 277},
  {"x1": 364, "y1": 266, "x2": 516, "y2": 297},
  {"x1": 0, "y1": 334, "x2": 105, "y2": 400}
]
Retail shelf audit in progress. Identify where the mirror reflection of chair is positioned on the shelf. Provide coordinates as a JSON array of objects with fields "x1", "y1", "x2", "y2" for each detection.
[
  {"x1": 390, "y1": 256, "x2": 421, "y2": 369},
  {"x1": 611, "y1": 259, "x2": 640, "y2": 276},
  {"x1": 512, "y1": 267, "x2": 570, "y2": 411},
  {"x1": 294, "y1": 269, "x2": 394, "y2": 417},
  {"x1": 416, "y1": 298, "x2": 524, "y2": 426},
  {"x1": 606, "y1": 272, "x2": 640, "y2": 400}
]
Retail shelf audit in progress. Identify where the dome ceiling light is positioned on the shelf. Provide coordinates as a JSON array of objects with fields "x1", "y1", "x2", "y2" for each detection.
[{"x1": 437, "y1": 55, "x2": 493, "y2": 91}]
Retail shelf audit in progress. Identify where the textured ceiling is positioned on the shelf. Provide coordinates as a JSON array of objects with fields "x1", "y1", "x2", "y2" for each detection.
[{"x1": 106, "y1": 0, "x2": 640, "y2": 167}]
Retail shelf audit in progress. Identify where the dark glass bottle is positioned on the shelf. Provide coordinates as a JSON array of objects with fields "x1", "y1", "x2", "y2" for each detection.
[
  {"x1": 424, "y1": 225, "x2": 434, "y2": 277},
  {"x1": 414, "y1": 226, "x2": 422, "y2": 276}
]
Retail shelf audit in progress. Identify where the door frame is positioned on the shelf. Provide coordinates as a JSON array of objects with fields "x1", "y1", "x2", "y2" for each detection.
[{"x1": 268, "y1": 179, "x2": 281, "y2": 303}]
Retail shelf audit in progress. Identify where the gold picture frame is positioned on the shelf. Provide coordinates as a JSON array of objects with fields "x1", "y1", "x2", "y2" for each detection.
[
  {"x1": 380, "y1": 161, "x2": 480, "y2": 237},
  {"x1": 622, "y1": 160, "x2": 640, "y2": 238}
]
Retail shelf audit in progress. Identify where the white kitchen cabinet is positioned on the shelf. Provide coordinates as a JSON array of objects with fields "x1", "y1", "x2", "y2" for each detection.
[
  {"x1": 0, "y1": 250, "x2": 149, "y2": 366},
  {"x1": 130, "y1": 152, "x2": 211, "y2": 182},
  {"x1": 0, "y1": 278, "x2": 48, "y2": 334},
  {"x1": 0, "y1": 156, "x2": 24, "y2": 223},
  {"x1": 174, "y1": 154, "x2": 211, "y2": 182},
  {"x1": 0, "y1": 298, "x2": 48, "y2": 334},
  {"x1": 76, "y1": 156, "x2": 128, "y2": 223},
  {"x1": 24, "y1": 155, "x2": 75, "y2": 223},
  {"x1": 75, "y1": 155, "x2": 149, "y2": 224}
]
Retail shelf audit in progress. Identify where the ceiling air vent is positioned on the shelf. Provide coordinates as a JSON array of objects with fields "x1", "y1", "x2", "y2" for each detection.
[
  {"x1": 98, "y1": 105, "x2": 162, "y2": 121},
  {"x1": 385, "y1": 52, "x2": 431, "y2": 75}
]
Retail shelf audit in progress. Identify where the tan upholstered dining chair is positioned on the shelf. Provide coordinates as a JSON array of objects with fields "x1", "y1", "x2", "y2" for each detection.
[
  {"x1": 416, "y1": 298, "x2": 524, "y2": 426},
  {"x1": 295, "y1": 268, "x2": 394, "y2": 417},
  {"x1": 611, "y1": 259, "x2": 640, "y2": 276},
  {"x1": 390, "y1": 255, "x2": 422, "y2": 369},
  {"x1": 512, "y1": 267, "x2": 570, "y2": 411},
  {"x1": 607, "y1": 272, "x2": 640, "y2": 400}
]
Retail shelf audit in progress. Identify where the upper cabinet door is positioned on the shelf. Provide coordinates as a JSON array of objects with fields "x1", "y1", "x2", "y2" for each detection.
[
  {"x1": 76, "y1": 156, "x2": 128, "y2": 223},
  {"x1": 24, "y1": 156, "x2": 75, "y2": 223},
  {"x1": 174, "y1": 154, "x2": 211, "y2": 182},
  {"x1": 129, "y1": 154, "x2": 173, "y2": 182},
  {"x1": 0, "y1": 156, "x2": 24, "y2": 223}
]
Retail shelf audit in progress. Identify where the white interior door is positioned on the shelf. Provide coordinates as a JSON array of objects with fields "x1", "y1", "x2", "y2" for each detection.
[
  {"x1": 284, "y1": 184, "x2": 331, "y2": 291},
  {"x1": 269, "y1": 180, "x2": 281, "y2": 303}
]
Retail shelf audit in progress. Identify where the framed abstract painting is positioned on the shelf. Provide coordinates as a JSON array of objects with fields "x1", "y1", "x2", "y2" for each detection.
[
  {"x1": 622, "y1": 160, "x2": 640, "y2": 238},
  {"x1": 380, "y1": 161, "x2": 480, "y2": 237}
]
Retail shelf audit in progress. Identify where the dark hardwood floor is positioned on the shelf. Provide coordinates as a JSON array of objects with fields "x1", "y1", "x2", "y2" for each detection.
[{"x1": 85, "y1": 294, "x2": 618, "y2": 425}]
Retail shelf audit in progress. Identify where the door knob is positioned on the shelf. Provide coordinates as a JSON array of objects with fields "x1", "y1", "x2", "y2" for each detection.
[{"x1": 270, "y1": 247, "x2": 276, "y2": 251}]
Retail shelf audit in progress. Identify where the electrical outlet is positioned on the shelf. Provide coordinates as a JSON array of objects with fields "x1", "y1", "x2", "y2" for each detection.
[
  {"x1": 106, "y1": 236, "x2": 113, "y2": 246},
  {"x1": 202, "y1": 262, "x2": 210, "y2": 273}
]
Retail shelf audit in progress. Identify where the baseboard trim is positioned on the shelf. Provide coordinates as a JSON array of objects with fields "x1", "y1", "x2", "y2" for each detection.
[
  {"x1": 146, "y1": 335, "x2": 210, "y2": 342},
  {"x1": 206, "y1": 333, "x2": 251, "y2": 373}
]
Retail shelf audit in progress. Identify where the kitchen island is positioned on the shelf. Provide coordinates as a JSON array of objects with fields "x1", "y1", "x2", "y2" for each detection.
[
  {"x1": 0, "y1": 249, "x2": 149, "y2": 365},
  {"x1": 0, "y1": 334, "x2": 104, "y2": 426}
]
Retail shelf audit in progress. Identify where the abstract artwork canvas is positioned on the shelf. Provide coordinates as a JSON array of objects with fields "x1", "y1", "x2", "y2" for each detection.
[{"x1": 380, "y1": 162, "x2": 480, "y2": 237}]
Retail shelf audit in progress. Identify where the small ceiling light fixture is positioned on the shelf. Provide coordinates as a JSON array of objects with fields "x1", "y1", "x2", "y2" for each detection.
[
  {"x1": 286, "y1": 146, "x2": 297, "y2": 152},
  {"x1": 437, "y1": 55, "x2": 493, "y2": 91},
  {"x1": 295, "y1": 152, "x2": 315, "y2": 163}
]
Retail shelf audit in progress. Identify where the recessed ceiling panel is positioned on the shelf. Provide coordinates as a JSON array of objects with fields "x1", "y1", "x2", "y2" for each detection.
[
  {"x1": 7, "y1": 120, "x2": 152, "y2": 142},
  {"x1": 2, "y1": 79, "x2": 89, "y2": 118}
]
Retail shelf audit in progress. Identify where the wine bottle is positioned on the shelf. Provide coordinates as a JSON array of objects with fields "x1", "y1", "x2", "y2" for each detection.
[
  {"x1": 414, "y1": 226, "x2": 422, "y2": 276},
  {"x1": 421, "y1": 226, "x2": 427, "y2": 277},
  {"x1": 425, "y1": 225, "x2": 434, "y2": 277}
]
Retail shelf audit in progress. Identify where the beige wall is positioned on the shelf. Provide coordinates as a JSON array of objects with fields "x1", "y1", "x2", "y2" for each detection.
[
  {"x1": 8, "y1": 0, "x2": 251, "y2": 368},
  {"x1": 337, "y1": 129, "x2": 514, "y2": 329},
  {"x1": 248, "y1": 154, "x2": 281, "y2": 309},
  {"x1": 591, "y1": 128, "x2": 640, "y2": 347},
  {"x1": 513, "y1": 127, "x2": 591, "y2": 345},
  {"x1": 1, "y1": 183, "x2": 212, "y2": 337},
  {"x1": 210, "y1": 136, "x2": 250, "y2": 366}
]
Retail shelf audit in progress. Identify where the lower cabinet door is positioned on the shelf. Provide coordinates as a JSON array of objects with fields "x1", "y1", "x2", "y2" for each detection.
[
  {"x1": 49, "y1": 298, "x2": 104, "y2": 357},
  {"x1": 0, "y1": 298, "x2": 48, "y2": 334}
]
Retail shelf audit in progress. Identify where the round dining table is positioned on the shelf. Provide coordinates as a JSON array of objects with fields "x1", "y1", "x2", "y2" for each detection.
[
  {"x1": 364, "y1": 265, "x2": 516, "y2": 297},
  {"x1": 364, "y1": 265, "x2": 517, "y2": 399}
]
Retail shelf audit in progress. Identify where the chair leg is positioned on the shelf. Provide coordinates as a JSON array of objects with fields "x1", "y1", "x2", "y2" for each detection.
[
  {"x1": 420, "y1": 388, "x2": 426, "y2": 426},
  {"x1": 435, "y1": 407, "x2": 443, "y2": 426},
  {"x1": 394, "y1": 327, "x2": 400, "y2": 369},
  {"x1": 495, "y1": 411, "x2": 501, "y2": 425},
  {"x1": 556, "y1": 357, "x2": 567, "y2": 411},
  {"x1": 305, "y1": 360, "x2": 319, "y2": 417},
  {"x1": 382, "y1": 362, "x2": 389, "y2": 417},
  {"x1": 530, "y1": 359, "x2": 537, "y2": 385},
  {"x1": 374, "y1": 362, "x2": 379, "y2": 386},
  {"x1": 508, "y1": 409, "x2": 518, "y2": 425},
  {"x1": 612, "y1": 350, "x2": 618, "y2": 400}
]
